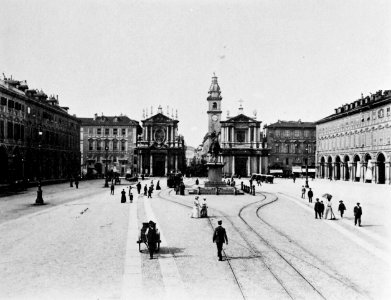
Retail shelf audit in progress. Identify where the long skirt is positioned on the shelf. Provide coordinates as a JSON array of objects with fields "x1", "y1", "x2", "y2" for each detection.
[{"x1": 191, "y1": 206, "x2": 199, "y2": 218}]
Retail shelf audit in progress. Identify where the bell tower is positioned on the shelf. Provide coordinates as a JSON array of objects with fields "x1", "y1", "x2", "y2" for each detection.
[{"x1": 207, "y1": 73, "x2": 222, "y2": 134}]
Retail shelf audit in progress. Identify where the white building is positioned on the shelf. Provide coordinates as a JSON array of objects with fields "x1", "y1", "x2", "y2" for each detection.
[{"x1": 316, "y1": 90, "x2": 391, "y2": 184}]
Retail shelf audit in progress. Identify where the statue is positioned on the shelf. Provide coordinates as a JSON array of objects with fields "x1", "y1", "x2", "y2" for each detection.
[{"x1": 208, "y1": 131, "x2": 221, "y2": 162}]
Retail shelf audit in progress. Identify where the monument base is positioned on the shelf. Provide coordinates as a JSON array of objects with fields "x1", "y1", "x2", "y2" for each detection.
[{"x1": 204, "y1": 162, "x2": 226, "y2": 187}]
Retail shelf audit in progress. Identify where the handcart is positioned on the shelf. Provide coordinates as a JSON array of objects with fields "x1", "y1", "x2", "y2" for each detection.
[{"x1": 137, "y1": 222, "x2": 161, "y2": 252}]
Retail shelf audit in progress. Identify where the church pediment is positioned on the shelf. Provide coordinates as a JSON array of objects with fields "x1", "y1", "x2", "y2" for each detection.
[
  {"x1": 144, "y1": 113, "x2": 173, "y2": 123},
  {"x1": 226, "y1": 114, "x2": 256, "y2": 123}
]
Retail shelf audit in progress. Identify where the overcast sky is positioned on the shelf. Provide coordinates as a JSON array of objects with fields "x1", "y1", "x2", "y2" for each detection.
[{"x1": 1, "y1": 0, "x2": 390, "y2": 147}]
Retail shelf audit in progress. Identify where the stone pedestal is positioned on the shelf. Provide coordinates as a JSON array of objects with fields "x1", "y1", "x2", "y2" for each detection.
[{"x1": 204, "y1": 162, "x2": 226, "y2": 187}]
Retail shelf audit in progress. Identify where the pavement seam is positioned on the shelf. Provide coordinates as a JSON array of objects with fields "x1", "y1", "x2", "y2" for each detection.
[
  {"x1": 143, "y1": 197, "x2": 189, "y2": 300},
  {"x1": 121, "y1": 195, "x2": 142, "y2": 300},
  {"x1": 279, "y1": 192, "x2": 391, "y2": 265}
]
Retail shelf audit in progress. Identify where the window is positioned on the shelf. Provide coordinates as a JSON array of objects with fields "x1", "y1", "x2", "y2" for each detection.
[
  {"x1": 105, "y1": 128, "x2": 110, "y2": 135},
  {"x1": 236, "y1": 130, "x2": 245, "y2": 143},
  {"x1": 304, "y1": 130, "x2": 309, "y2": 138},
  {"x1": 7, "y1": 122, "x2": 13, "y2": 139},
  {"x1": 275, "y1": 130, "x2": 280, "y2": 137},
  {"x1": 378, "y1": 109, "x2": 384, "y2": 118},
  {"x1": 0, "y1": 97, "x2": 7, "y2": 106},
  {"x1": 387, "y1": 107, "x2": 390, "y2": 117},
  {"x1": 275, "y1": 144, "x2": 280, "y2": 153},
  {"x1": 88, "y1": 128, "x2": 93, "y2": 135},
  {"x1": 212, "y1": 102, "x2": 217, "y2": 109},
  {"x1": 96, "y1": 140, "x2": 102, "y2": 150},
  {"x1": 89, "y1": 140, "x2": 93, "y2": 150},
  {"x1": 122, "y1": 128, "x2": 126, "y2": 135},
  {"x1": 0, "y1": 120, "x2": 4, "y2": 139},
  {"x1": 121, "y1": 140, "x2": 126, "y2": 151},
  {"x1": 285, "y1": 158, "x2": 289, "y2": 165},
  {"x1": 113, "y1": 128, "x2": 118, "y2": 135},
  {"x1": 113, "y1": 139, "x2": 118, "y2": 150},
  {"x1": 105, "y1": 139, "x2": 109, "y2": 150},
  {"x1": 285, "y1": 130, "x2": 290, "y2": 137},
  {"x1": 294, "y1": 130, "x2": 300, "y2": 137},
  {"x1": 97, "y1": 128, "x2": 101, "y2": 135}
]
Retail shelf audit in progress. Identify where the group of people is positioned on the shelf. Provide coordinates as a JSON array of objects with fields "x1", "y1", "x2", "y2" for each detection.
[
  {"x1": 302, "y1": 187, "x2": 363, "y2": 226},
  {"x1": 120, "y1": 186, "x2": 134, "y2": 203},
  {"x1": 191, "y1": 196, "x2": 208, "y2": 218}
]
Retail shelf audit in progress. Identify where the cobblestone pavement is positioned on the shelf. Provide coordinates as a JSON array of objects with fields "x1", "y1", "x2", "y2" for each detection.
[{"x1": 0, "y1": 178, "x2": 390, "y2": 299}]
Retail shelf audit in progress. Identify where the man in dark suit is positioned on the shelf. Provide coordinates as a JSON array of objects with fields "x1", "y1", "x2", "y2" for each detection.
[
  {"x1": 314, "y1": 198, "x2": 322, "y2": 219},
  {"x1": 354, "y1": 203, "x2": 362, "y2": 226},
  {"x1": 145, "y1": 221, "x2": 158, "y2": 259},
  {"x1": 213, "y1": 220, "x2": 228, "y2": 261}
]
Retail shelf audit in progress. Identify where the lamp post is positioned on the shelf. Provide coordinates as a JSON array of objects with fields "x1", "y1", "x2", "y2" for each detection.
[
  {"x1": 305, "y1": 146, "x2": 309, "y2": 188},
  {"x1": 36, "y1": 129, "x2": 44, "y2": 204},
  {"x1": 104, "y1": 145, "x2": 109, "y2": 187}
]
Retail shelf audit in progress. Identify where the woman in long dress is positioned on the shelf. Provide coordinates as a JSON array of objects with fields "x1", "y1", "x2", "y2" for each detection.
[
  {"x1": 200, "y1": 198, "x2": 208, "y2": 218},
  {"x1": 191, "y1": 196, "x2": 200, "y2": 218}
]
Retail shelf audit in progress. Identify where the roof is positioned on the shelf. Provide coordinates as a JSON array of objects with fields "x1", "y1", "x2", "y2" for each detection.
[
  {"x1": 265, "y1": 120, "x2": 315, "y2": 128},
  {"x1": 142, "y1": 112, "x2": 177, "y2": 124},
  {"x1": 79, "y1": 115, "x2": 139, "y2": 126},
  {"x1": 221, "y1": 113, "x2": 260, "y2": 124}
]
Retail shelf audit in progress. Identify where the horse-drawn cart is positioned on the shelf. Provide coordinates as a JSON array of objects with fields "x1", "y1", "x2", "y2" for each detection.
[{"x1": 137, "y1": 222, "x2": 161, "y2": 252}]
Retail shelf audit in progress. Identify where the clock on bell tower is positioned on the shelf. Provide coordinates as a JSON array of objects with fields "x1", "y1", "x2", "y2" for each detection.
[{"x1": 207, "y1": 73, "x2": 222, "y2": 134}]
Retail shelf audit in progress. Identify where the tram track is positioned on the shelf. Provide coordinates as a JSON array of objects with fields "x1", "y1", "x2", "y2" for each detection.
[{"x1": 155, "y1": 185, "x2": 366, "y2": 300}]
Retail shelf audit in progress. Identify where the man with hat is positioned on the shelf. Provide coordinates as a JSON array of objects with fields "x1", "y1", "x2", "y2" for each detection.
[
  {"x1": 338, "y1": 200, "x2": 346, "y2": 218},
  {"x1": 354, "y1": 203, "x2": 362, "y2": 226},
  {"x1": 213, "y1": 220, "x2": 228, "y2": 261},
  {"x1": 145, "y1": 221, "x2": 159, "y2": 259}
]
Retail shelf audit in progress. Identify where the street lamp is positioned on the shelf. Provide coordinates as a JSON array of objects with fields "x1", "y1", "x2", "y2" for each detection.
[
  {"x1": 305, "y1": 146, "x2": 309, "y2": 188},
  {"x1": 104, "y1": 145, "x2": 109, "y2": 187},
  {"x1": 35, "y1": 129, "x2": 44, "y2": 204}
]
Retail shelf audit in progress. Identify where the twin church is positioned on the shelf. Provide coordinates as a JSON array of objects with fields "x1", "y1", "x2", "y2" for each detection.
[{"x1": 204, "y1": 74, "x2": 269, "y2": 177}]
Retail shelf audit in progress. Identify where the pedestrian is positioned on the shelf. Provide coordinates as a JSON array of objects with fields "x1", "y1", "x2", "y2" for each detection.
[
  {"x1": 213, "y1": 220, "x2": 228, "y2": 261},
  {"x1": 121, "y1": 189, "x2": 126, "y2": 203},
  {"x1": 128, "y1": 185, "x2": 132, "y2": 197},
  {"x1": 136, "y1": 181, "x2": 141, "y2": 194},
  {"x1": 200, "y1": 197, "x2": 208, "y2": 218},
  {"x1": 148, "y1": 186, "x2": 153, "y2": 198},
  {"x1": 141, "y1": 174, "x2": 145, "y2": 180},
  {"x1": 320, "y1": 200, "x2": 325, "y2": 218},
  {"x1": 70, "y1": 177, "x2": 74, "y2": 187},
  {"x1": 156, "y1": 180, "x2": 161, "y2": 190},
  {"x1": 314, "y1": 198, "x2": 322, "y2": 219},
  {"x1": 180, "y1": 182, "x2": 185, "y2": 195},
  {"x1": 338, "y1": 200, "x2": 346, "y2": 218},
  {"x1": 75, "y1": 177, "x2": 79, "y2": 189},
  {"x1": 307, "y1": 188, "x2": 313, "y2": 203},
  {"x1": 110, "y1": 182, "x2": 115, "y2": 195},
  {"x1": 354, "y1": 203, "x2": 362, "y2": 226},
  {"x1": 301, "y1": 186, "x2": 306, "y2": 199},
  {"x1": 195, "y1": 178, "x2": 199, "y2": 185},
  {"x1": 144, "y1": 184, "x2": 147, "y2": 196},
  {"x1": 293, "y1": 175, "x2": 296, "y2": 183},
  {"x1": 145, "y1": 221, "x2": 158, "y2": 259},
  {"x1": 129, "y1": 192, "x2": 133, "y2": 203},
  {"x1": 324, "y1": 197, "x2": 336, "y2": 220},
  {"x1": 191, "y1": 196, "x2": 200, "y2": 218}
]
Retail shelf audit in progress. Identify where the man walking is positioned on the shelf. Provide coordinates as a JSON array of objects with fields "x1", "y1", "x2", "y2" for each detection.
[
  {"x1": 354, "y1": 203, "x2": 362, "y2": 226},
  {"x1": 307, "y1": 188, "x2": 313, "y2": 203},
  {"x1": 320, "y1": 201, "x2": 325, "y2": 218},
  {"x1": 314, "y1": 198, "x2": 322, "y2": 219},
  {"x1": 213, "y1": 220, "x2": 228, "y2": 261},
  {"x1": 338, "y1": 200, "x2": 347, "y2": 218},
  {"x1": 110, "y1": 182, "x2": 115, "y2": 195},
  {"x1": 145, "y1": 221, "x2": 158, "y2": 259}
]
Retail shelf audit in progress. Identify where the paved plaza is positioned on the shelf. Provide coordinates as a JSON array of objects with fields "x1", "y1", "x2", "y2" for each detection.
[{"x1": 0, "y1": 178, "x2": 390, "y2": 300}]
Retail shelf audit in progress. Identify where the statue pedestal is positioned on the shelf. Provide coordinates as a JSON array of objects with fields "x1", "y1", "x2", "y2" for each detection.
[{"x1": 204, "y1": 162, "x2": 226, "y2": 187}]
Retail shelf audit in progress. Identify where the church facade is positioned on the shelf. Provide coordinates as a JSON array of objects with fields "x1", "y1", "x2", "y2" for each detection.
[
  {"x1": 204, "y1": 75, "x2": 268, "y2": 177},
  {"x1": 135, "y1": 106, "x2": 186, "y2": 176}
]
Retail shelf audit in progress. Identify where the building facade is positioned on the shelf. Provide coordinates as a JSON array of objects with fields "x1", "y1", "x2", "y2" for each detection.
[
  {"x1": 79, "y1": 114, "x2": 140, "y2": 177},
  {"x1": 136, "y1": 106, "x2": 186, "y2": 176},
  {"x1": 204, "y1": 74, "x2": 268, "y2": 177},
  {"x1": 264, "y1": 120, "x2": 316, "y2": 177},
  {"x1": 0, "y1": 76, "x2": 80, "y2": 188},
  {"x1": 316, "y1": 90, "x2": 391, "y2": 184}
]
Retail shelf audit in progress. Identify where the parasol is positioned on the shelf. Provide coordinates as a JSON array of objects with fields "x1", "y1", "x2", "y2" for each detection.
[{"x1": 322, "y1": 193, "x2": 332, "y2": 200}]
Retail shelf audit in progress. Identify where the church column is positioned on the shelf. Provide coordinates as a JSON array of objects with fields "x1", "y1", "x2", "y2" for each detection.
[
  {"x1": 175, "y1": 155, "x2": 178, "y2": 172},
  {"x1": 259, "y1": 156, "x2": 262, "y2": 174},
  {"x1": 372, "y1": 162, "x2": 377, "y2": 184},
  {"x1": 166, "y1": 126, "x2": 170, "y2": 146},
  {"x1": 165, "y1": 155, "x2": 168, "y2": 175},
  {"x1": 341, "y1": 163, "x2": 345, "y2": 181},
  {"x1": 247, "y1": 156, "x2": 251, "y2": 177},
  {"x1": 248, "y1": 127, "x2": 251, "y2": 145},
  {"x1": 139, "y1": 153, "x2": 143, "y2": 174},
  {"x1": 232, "y1": 127, "x2": 235, "y2": 143},
  {"x1": 149, "y1": 154, "x2": 153, "y2": 176},
  {"x1": 232, "y1": 156, "x2": 235, "y2": 176}
]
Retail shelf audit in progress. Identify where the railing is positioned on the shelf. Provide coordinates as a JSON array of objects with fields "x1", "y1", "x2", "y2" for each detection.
[{"x1": 221, "y1": 142, "x2": 260, "y2": 149}]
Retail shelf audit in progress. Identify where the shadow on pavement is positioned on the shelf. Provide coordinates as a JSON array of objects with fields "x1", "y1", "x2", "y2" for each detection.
[{"x1": 158, "y1": 247, "x2": 185, "y2": 255}]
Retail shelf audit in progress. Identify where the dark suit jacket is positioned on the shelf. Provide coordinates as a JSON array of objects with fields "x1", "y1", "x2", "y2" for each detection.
[
  {"x1": 213, "y1": 226, "x2": 228, "y2": 244},
  {"x1": 314, "y1": 202, "x2": 321, "y2": 211},
  {"x1": 354, "y1": 206, "x2": 362, "y2": 216}
]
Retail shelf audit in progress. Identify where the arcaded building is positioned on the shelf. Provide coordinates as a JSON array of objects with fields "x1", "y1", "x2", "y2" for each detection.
[
  {"x1": 316, "y1": 90, "x2": 391, "y2": 184},
  {"x1": 263, "y1": 120, "x2": 316, "y2": 177},
  {"x1": 0, "y1": 76, "x2": 80, "y2": 187},
  {"x1": 79, "y1": 114, "x2": 141, "y2": 177},
  {"x1": 135, "y1": 106, "x2": 186, "y2": 176}
]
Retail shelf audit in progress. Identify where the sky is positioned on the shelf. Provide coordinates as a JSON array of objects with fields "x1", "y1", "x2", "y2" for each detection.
[{"x1": 1, "y1": 0, "x2": 390, "y2": 147}]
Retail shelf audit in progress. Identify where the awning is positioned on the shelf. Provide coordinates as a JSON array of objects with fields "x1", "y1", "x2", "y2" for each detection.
[
  {"x1": 292, "y1": 166, "x2": 302, "y2": 173},
  {"x1": 270, "y1": 169, "x2": 283, "y2": 174},
  {"x1": 365, "y1": 160, "x2": 373, "y2": 180}
]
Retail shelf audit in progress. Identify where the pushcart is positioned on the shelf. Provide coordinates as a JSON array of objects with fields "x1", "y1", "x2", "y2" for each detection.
[{"x1": 137, "y1": 222, "x2": 161, "y2": 252}]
